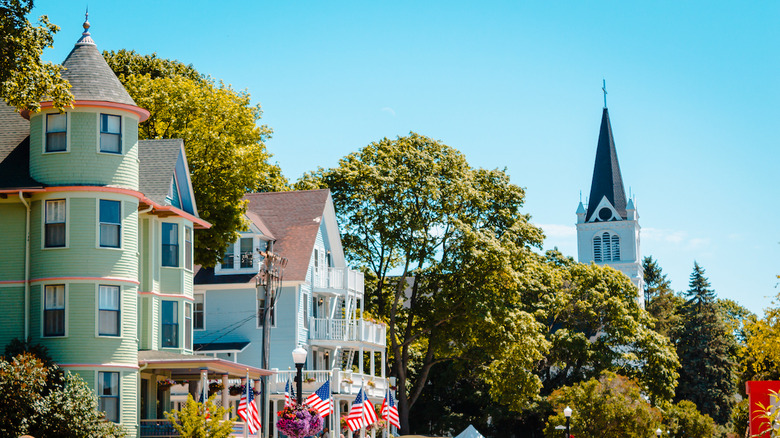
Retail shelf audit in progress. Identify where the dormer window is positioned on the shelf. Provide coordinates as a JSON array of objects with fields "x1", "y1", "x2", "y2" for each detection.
[
  {"x1": 100, "y1": 114, "x2": 121, "y2": 153},
  {"x1": 46, "y1": 113, "x2": 67, "y2": 152},
  {"x1": 217, "y1": 235, "x2": 259, "y2": 274}
]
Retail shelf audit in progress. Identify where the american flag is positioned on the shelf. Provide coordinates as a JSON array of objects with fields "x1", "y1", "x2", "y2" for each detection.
[
  {"x1": 237, "y1": 378, "x2": 261, "y2": 435},
  {"x1": 347, "y1": 389, "x2": 377, "y2": 432},
  {"x1": 305, "y1": 380, "x2": 333, "y2": 417},
  {"x1": 284, "y1": 378, "x2": 293, "y2": 407},
  {"x1": 381, "y1": 388, "x2": 400, "y2": 429}
]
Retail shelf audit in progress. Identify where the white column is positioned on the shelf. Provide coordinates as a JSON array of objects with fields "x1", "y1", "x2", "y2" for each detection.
[
  {"x1": 222, "y1": 373, "x2": 229, "y2": 420},
  {"x1": 369, "y1": 350, "x2": 375, "y2": 377},
  {"x1": 380, "y1": 350, "x2": 385, "y2": 378},
  {"x1": 358, "y1": 346, "x2": 364, "y2": 375}
]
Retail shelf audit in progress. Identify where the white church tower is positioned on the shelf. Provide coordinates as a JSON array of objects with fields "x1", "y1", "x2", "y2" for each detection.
[{"x1": 576, "y1": 101, "x2": 644, "y2": 304}]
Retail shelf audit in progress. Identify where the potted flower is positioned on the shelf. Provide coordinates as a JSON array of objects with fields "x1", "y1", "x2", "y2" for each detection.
[
  {"x1": 276, "y1": 403, "x2": 324, "y2": 438},
  {"x1": 229, "y1": 384, "x2": 244, "y2": 396},
  {"x1": 366, "y1": 380, "x2": 376, "y2": 388},
  {"x1": 209, "y1": 381, "x2": 224, "y2": 393}
]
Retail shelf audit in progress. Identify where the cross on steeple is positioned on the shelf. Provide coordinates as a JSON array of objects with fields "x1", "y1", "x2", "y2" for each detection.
[{"x1": 602, "y1": 79, "x2": 608, "y2": 108}]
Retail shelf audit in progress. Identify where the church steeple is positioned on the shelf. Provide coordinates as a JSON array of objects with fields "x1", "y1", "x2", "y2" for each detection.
[{"x1": 585, "y1": 107, "x2": 628, "y2": 221}]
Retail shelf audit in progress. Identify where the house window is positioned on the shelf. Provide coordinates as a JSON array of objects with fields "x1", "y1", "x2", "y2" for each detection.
[
  {"x1": 46, "y1": 113, "x2": 67, "y2": 152},
  {"x1": 45, "y1": 199, "x2": 66, "y2": 247},
  {"x1": 161, "y1": 301, "x2": 178, "y2": 348},
  {"x1": 194, "y1": 294, "x2": 204, "y2": 330},
  {"x1": 100, "y1": 114, "x2": 121, "y2": 153},
  {"x1": 240, "y1": 237, "x2": 253, "y2": 268},
  {"x1": 185, "y1": 226, "x2": 193, "y2": 270},
  {"x1": 257, "y1": 297, "x2": 276, "y2": 328},
  {"x1": 44, "y1": 284, "x2": 65, "y2": 337},
  {"x1": 162, "y1": 223, "x2": 179, "y2": 267},
  {"x1": 222, "y1": 244, "x2": 235, "y2": 269},
  {"x1": 98, "y1": 371, "x2": 120, "y2": 422},
  {"x1": 99, "y1": 200, "x2": 121, "y2": 248},
  {"x1": 184, "y1": 302, "x2": 192, "y2": 349},
  {"x1": 98, "y1": 285, "x2": 120, "y2": 336}
]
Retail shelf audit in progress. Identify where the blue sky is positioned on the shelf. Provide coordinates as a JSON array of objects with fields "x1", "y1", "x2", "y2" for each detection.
[{"x1": 33, "y1": 1, "x2": 779, "y2": 316}]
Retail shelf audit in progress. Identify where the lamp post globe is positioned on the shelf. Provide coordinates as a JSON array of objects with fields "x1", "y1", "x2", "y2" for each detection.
[
  {"x1": 656, "y1": 429, "x2": 662, "y2": 437},
  {"x1": 563, "y1": 406, "x2": 572, "y2": 438},
  {"x1": 292, "y1": 347, "x2": 307, "y2": 405}
]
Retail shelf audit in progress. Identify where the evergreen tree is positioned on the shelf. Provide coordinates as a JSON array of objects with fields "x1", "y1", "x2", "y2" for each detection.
[
  {"x1": 643, "y1": 256, "x2": 683, "y2": 337},
  {"x1": 673, "y1": 262, "x2": 736, "y2": 424}
]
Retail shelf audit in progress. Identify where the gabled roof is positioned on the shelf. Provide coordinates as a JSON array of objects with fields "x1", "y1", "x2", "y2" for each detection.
[
  {"x1": 244, "y1": 189, "x2": 331, "y2": 282},
  {"x1": 194, "y1": 189, "x2": 332, "y2": 285},
  {"x1": 0, "y1": 103, "x2": 42, "y2": 189},
  {"x1": 138, "y1": 139, "x2": 199, "y2": 217},
  {"x1": 586, "y1": 107, "x2": 628, "y2": 221},
  {"x1": 59, "y1": 22, "x2": 136, "y2": 107}
]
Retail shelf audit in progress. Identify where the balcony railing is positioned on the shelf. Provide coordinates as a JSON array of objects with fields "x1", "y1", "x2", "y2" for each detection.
[
  {"x1": 309, "y1": 318, "x2": 386, "y2": 346},
  {"x1": 269, "y1": 369, "x2": 390, "y2": 399},
  {"x1": 311, "y1": 267, "x2": 364, "y2": 293}
]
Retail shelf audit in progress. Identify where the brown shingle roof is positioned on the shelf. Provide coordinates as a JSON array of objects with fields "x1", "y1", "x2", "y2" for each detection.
[{"x1": 243, "y1": 190, "x2": 330, "y2": 282}]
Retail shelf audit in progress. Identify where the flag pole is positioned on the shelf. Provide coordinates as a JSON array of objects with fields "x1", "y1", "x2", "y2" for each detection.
[{"x1": 245, "y1": 370, "x2": 250, "y2": 438}]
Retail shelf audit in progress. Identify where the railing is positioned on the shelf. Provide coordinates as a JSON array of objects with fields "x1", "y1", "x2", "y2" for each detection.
[
  {"x1": 311, "y1": 267, "x2": 364, "y2": 293},
  {"x1": 268, "y1": 369, "x2": 391, "y2": 399},
  {"x1": 309, "y1": 318, "x2": 386, "y2": 346},
  {"x1": 139, "y1": 420, "x2": 249, "y2": 438}
]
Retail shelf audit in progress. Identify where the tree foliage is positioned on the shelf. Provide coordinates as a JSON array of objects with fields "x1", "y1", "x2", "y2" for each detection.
[
  {"x1": 662, "y1": 400, "x2": 716, "y2": 438},
  {"x1": 103, "y1": 50, "x2": 287, "y2": 266},
  {"x1": 643, "y1": 256, "x2": 684, "y2": 337},
  {"x1": 164, "y1": 394, "x2": 234, "y2": 438},
  {"x1": 744, "y1": 293, "x2": 780, "y2": 381},
  {"x1": 0, "y1": 346, "x2": 125, "y2": 437},
  {"x1": 1, "y1": 0, "x2": 73, "y2": 111},
  {"x1": 543, "y1": 372, "x2": 662, "y2": 438},
  {"x1": 527, "y1": 253, "x2": 679, "y2": 405},
  {"x1": 298, "y1": 133, "x2": 548, "y2": 433},
  {"x1": 673, "y1": 262, "x2": 737, "y2": 424}
]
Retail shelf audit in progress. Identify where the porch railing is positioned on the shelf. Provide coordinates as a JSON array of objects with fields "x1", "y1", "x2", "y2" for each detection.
[
  {"x1": 139, "y1": 420, "x2": 249, "y2": 438},
  {"x1": 268, "y1": 369, "x2": 390, "y2": 399},
  {"x1": 309, "y1": 318, "x2": 386, "y2": 346},
  {"x1": 311, "y1": 267, "x2": 364, "y2": 293}
]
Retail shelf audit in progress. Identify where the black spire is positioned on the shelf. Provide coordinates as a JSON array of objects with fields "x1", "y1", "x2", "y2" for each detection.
[{"x1": 585, "y1": 107, "x2": 627, "y2": 221}]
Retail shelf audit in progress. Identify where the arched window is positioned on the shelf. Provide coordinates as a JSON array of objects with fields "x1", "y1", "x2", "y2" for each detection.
[{"x1": 593, "y1": 232, "x2": 620, "y2": 262}]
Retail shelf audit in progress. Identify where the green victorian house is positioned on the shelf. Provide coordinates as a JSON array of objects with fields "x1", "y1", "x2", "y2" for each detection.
[{"x1": 0, "y1": 18, "x2": 268, "y2": 437}]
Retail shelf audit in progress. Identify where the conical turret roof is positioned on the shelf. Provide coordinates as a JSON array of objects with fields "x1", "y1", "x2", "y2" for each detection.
[
  {"x1": 59, "y1": 18, "x2": 136, "y2": 106},
  {"x1": 586, "y1": 107, "x2": 627, "y2": 220}
]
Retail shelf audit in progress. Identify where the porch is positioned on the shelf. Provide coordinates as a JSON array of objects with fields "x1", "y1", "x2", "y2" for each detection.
[{"x1": 137, "y1": 350, "x2": 273, "y2": 438}]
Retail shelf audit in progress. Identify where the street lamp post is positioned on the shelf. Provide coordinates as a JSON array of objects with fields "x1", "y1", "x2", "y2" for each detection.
[
  {"x1": 656, "y1": 428, "x2": 662, "y2": 437},
  {"x1": 292, "y1": 347, "x2": 307, "y2": 405},
  {"x1": 564, "y1": 406, "x2": 572, "y2": 438}
]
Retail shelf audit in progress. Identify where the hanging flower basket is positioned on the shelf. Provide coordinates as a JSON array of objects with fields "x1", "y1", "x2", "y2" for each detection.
[
  {"x1": 367, "y1": 380, "x2": 376, "y2": 388},
  {"x1": 157, "y1": 378, "x2": 175, "y2": 390},
  {"x1": 276, "y1": 404, "x2": 324, "y2": 438},
  {"x1": 229, "y1": 384, "x2": 244, "y2": 396}
]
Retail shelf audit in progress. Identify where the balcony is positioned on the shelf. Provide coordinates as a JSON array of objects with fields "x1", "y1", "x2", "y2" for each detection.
[
  {"x1": 309, "y1": 318, "x2": 386, "y2": 346},
  {"x1": 269, "y1": 369, "x2": 391, "y2": 400},
  {"x1": 311, "y1": 267, "x2": 364, "y2": 294}
]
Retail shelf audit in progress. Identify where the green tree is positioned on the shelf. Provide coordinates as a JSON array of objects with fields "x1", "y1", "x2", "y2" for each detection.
[
  {"x1": 529, "y1": 254, "x2": 680, "y2": 405},
  {"x1": 662, "y1": 400, "x2": 716, "y2": 438},
  {"x1": 744, "y1": 293, "x2": 780, "y2": 381},
  {"x1": 103, "y1": 51, "x2": 287, "y2": 266},
  {"x1": 1, "y1": 0, "x2": 73, "y2": 111},
  {"x1": 298, "y1": 133, "x2": 548, "y2": 433},
  {"x1": 543, "y1": 372, "x2": 662, "y2": 438},
  {"x1": 0, "y1": 351, "x2": 125, "y2": 437},
  {"x1": 643, "y1": 256, "x2": 684, "y2": 337},
  {"x1": 673, "y1": 262, "x2": 736, "y2": 424},
  {"x1": 164, "y1": 394, "x2": 234, "y2": 438}
]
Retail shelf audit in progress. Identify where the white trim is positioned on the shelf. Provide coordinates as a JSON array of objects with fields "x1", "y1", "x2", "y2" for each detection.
[
  {"x1": 95, "y1": 284, "x2": 122, "y2": 338},
  {"x1": 214, "y1": 234, "x2": 261, "y2": 275},
  {"x1": 194, "y1": 292, "x2": 206, "y2": 331},
  {"x1": 43, "y1": 111, "x2": 69, "y2": 154},
  {"x1": 96, "y1": 198, "x2": 123, "y2": 250},
  {"x1": 96, "y1": 112, "x2": 123, "y2": 155}
]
